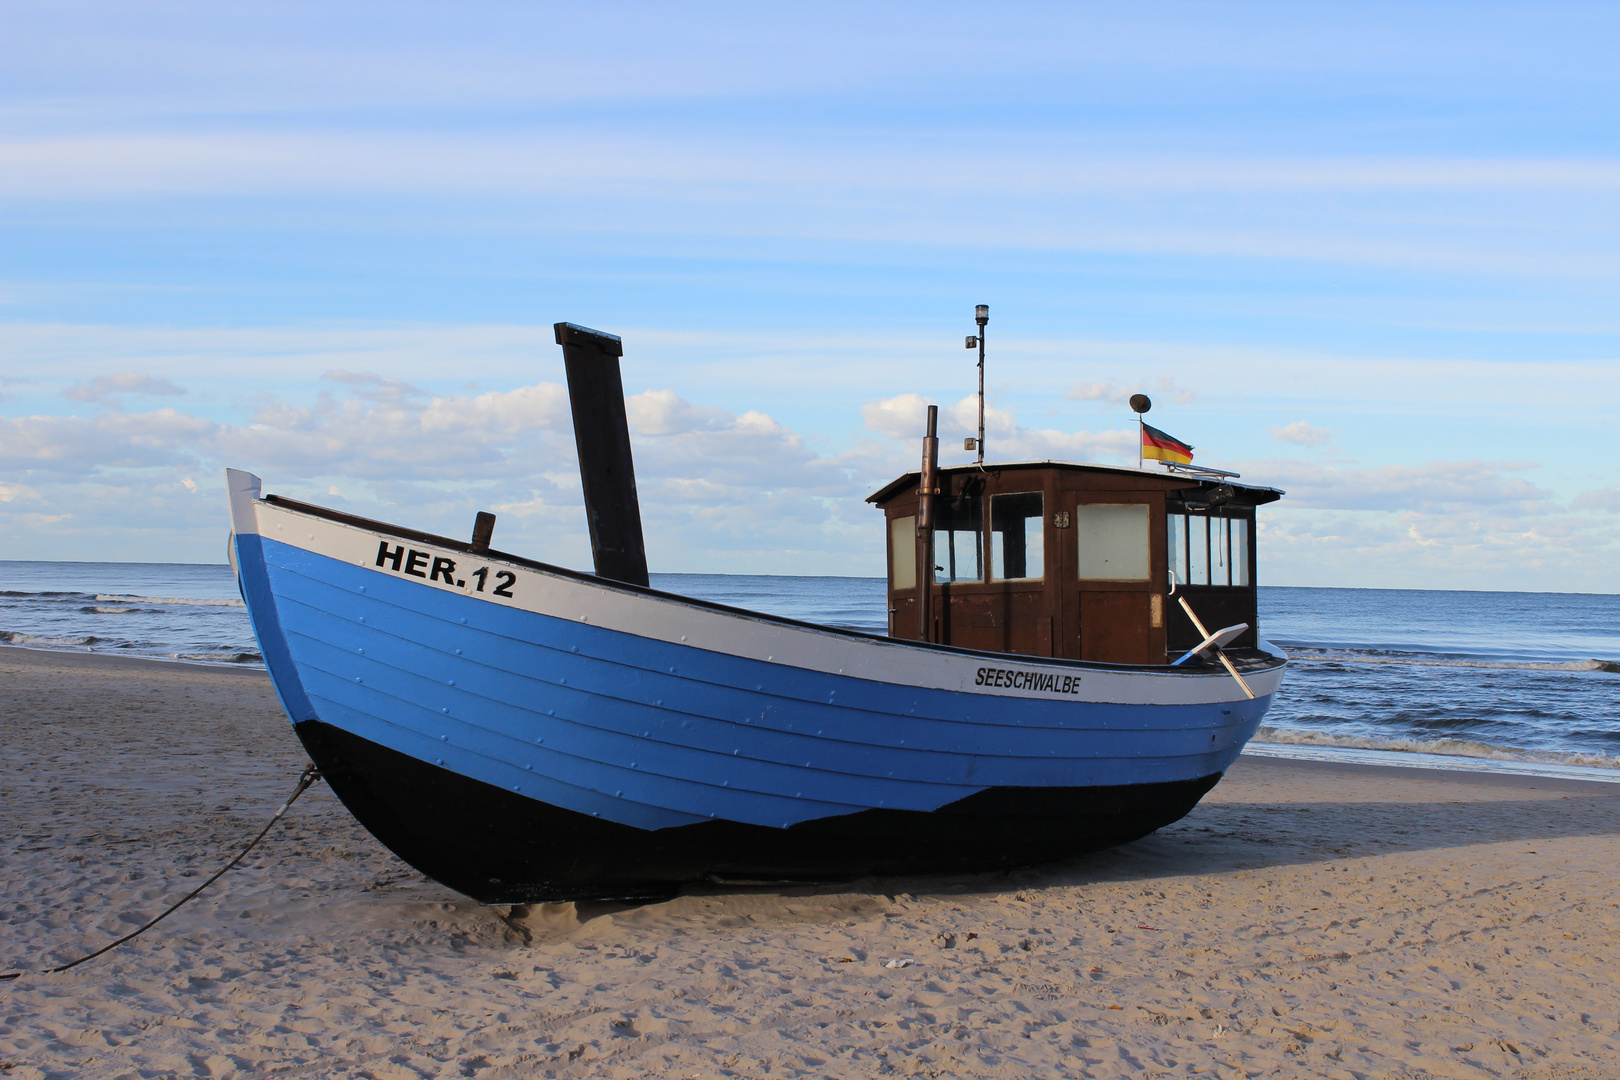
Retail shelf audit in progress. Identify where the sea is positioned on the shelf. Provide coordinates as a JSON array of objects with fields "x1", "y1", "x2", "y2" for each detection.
[{"x1": 3, "y1": 561, "x2": 1617, "y2": 781}]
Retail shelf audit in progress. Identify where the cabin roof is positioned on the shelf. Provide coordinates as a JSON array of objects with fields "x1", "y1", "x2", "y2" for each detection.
[{"x1": 864, "y1": 459, "x2": 1285, "y2": 506}]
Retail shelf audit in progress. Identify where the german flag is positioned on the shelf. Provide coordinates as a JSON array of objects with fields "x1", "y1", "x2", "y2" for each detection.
[{"x1": 1141, "y1": 422, "x2": 1194, "y2": 465}]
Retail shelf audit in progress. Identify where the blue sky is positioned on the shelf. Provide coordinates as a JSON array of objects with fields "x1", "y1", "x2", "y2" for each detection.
[{"x1": 2, "y1": 1, "x2": 1617, "y2": 590}]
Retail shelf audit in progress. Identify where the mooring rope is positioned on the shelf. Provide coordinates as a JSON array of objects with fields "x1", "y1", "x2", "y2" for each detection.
[{"x1": 0, "y1": 763, "x2": 323, "y2": 982}]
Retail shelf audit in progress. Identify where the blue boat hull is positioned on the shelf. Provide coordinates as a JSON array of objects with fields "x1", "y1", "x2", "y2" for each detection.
[{"x1": 226, "y1": 470, "x2": 1286, "y2": 902}]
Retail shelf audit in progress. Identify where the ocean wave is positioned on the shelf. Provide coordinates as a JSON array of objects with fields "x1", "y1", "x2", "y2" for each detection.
[
  {"x1": 174, "y1": 650, "x2": 263, "y2": 664},
  {"x1": 0, "y1": 590, "x2": 95, "y2": 600},
  {"x1": 1284, "y1": 647, "x2": 1620, "y2": 674},
  {"x1": 0, "y1": 631, "x2": 108, "y2": 647},
  {"x1": 1253, "y1": 725, "x2": 1620, "y2": 771},
  {"x1": 80, "y1": 605, "x2": 157, "y2": 615},
  {"x1": 93, "y1": 593, "x2": 245, "y2": 608}
]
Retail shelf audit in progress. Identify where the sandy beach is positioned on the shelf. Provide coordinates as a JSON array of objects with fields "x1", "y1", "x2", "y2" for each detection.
[{"x1": 2, "y1": 644, "x2": 1618, "y2": 1079}]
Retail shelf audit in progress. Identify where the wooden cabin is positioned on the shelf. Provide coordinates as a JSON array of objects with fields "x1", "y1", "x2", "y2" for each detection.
[{"x1": 867, "y1": 461, "x2": 1283, "y2": 665}]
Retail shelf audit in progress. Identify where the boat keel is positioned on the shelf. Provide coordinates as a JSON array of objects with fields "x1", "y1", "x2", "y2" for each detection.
[{"x1": 296, "y1": 719, "x2": 1222, "y2": 904}]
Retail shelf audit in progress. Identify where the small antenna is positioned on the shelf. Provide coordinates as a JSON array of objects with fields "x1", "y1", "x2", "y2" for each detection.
[
  {"x1": 966, "y1": 304, "x2": 988, "y2": 465},
  {"x1": 1130, "y1": 393, "x2": 1152, "y2": 470}
]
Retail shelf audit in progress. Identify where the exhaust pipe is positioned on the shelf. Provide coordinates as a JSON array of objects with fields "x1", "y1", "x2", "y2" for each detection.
[{"x1": 554, "y1": 322, "x2": 650, "y2": 588}]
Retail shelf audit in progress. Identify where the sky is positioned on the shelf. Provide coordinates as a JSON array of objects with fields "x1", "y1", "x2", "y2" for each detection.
[{"x1": 1, "y1": 0, "x2": 1617, "y2": 591}]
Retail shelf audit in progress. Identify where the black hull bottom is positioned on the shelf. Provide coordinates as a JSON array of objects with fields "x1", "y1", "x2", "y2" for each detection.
[{"x1": 296, "y1": 720, "x2": 1222, "y2": 904}]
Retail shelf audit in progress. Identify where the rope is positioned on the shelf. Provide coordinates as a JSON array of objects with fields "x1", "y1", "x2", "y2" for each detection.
[{"x1": 1, "y1": 763, "x2": 323, "y2": 982}]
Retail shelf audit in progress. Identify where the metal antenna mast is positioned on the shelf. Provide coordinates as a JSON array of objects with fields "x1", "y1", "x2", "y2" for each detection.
[{"x1": 966, "y1": 304, "x2": 988, "y2": 465}]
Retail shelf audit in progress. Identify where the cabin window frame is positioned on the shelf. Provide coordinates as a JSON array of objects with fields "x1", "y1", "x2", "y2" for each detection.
[
  {"x1": 934, "y1": 493, "x2": 986, "y2": 583},
  {"x1": 1165, "y1": 504, "x2": 1256, "y2": 590},
  {"x1": 989, "y1": 490, "x2": 1046, "y2": 582},
  {"x1": 888, "y1": 514, "x2": 916, "y2": 592},
  {"x1": 1072, "y1": 502, "x2": 1153, "y2": 582}
]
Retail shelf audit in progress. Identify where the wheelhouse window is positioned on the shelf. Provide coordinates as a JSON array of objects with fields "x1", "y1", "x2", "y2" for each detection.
[
  {"x1": 1188, "y1": 514, "x2": 1209, "y2": 585},
  {"x1": 1168, "y1": 511, "x2": 1252, "y2": 586},
  {"x1": 990, "y1": 492, "x2": 1044, "y2": 581},
  {"x1": 1168, "y1": 513, "x2": 1185, "y2": 587},
  {"x1": 1075, "y1": 504, "x2": 1150, "y2": 581},
  {"x1": 888, "y1": 515, "x2": 916, "y2": 590},
  {"x1": 935, "y1": 495, "x2": 983, "y2": 583},
  {"x1": 1227, "y1": 517, "x2": 1251, "y2": 586}
]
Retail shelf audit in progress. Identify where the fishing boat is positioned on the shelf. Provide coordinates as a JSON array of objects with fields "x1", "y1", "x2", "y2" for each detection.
[{"x1": 226, "y1": 320, "x2": 1287, "y2": 903}]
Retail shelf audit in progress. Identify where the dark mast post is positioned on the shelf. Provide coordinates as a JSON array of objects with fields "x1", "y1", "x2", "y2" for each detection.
[
  {"x1": 974, "y1": 304, "x2": 987, "y2": 465},
  {"x1": 916, "y1": 404, "x2": 940, "y2": 642},
  {"x1": 554, "y1": 322, "x2": 650, "y2": 588}
]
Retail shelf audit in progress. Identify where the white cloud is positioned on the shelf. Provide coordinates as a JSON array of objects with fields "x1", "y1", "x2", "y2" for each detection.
[
  {"x1": 62, "y1": 372, "x2": 186, "y2": 406},
  {"x1": 0, "y1": 409, "x2": 216, "y2": 473},
  {"x1": 1259, "y1": 503, "x2": 1620, "y2": 592},
  {"x1": 1238, "y1": 455, "x2": 1620, "y2": 590},
  {"x1": 3, "y1": 374, "x2": 1616, "y2": 588},
  {"x1": 863, "y1": 393, "x2": 1133, "y2": 466},
  {"x1": 1255, "y1": 458, "x2": 1552, "y2": 515},
  {"x1": 8, "y1": 131, "x2": 1620, "y2": 201},
  {"x1": 0, "y1": 378, "x2": 909, "y2": 572},
  {"x1": 1065, "y1": 375, "x2": 1194, "y2": 407},
  {"x1": 3, "y1": 131, "x2": 1618, "y2": 280},
  {"x1": 320, "y1": 370, "x2": 428, "y2": 404},
  {"x1": 1271, "y1": 420, "x2": 1333, "y2": 446},
  {"x1": 421, "y1": 384, "x2": 569, "y2": 437},
  {"x1": 861, "y1": 393, "x2": 931, "y2": 440},
  {"x1": 1574, "y1": 486, "x2": 1620, "y2": 513},
  {"x1": 626, "y1": 389, "x2": 731, "y2": 437}
]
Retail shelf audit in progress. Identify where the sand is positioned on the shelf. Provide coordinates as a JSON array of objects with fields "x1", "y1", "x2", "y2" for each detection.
[{"x1": 2, "y1": 644, "x2": 1618, "y2": 1079}]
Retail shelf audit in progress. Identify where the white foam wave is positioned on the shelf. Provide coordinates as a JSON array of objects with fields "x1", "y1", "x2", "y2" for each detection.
[
  {"x1": 173, "y1": 651, "x2": 264, "y2": 665},
  {"x1": 1286, "y1": 650, "x2": 1620, "y2": 674},
  {"x1": 1, "y1": 631, "x2": 103, "y2": 648},
  {"x1": 1253, "y1": 726, "x2": 1620, "y2": 771},
  {"x1": 85, "y1": 605, "x2": 146, "y2": 615},
  {"x1": 94, "y1": 593, "x2": 245, "y2": 608}
]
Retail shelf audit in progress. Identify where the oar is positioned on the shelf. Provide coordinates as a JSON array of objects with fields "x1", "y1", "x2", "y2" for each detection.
[{"x1": 1173, "y1": 598, "x2": 1256, "y2": 700}]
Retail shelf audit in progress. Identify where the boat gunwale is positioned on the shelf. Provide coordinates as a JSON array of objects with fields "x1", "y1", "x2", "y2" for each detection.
[{"x1": 259, "y1": 492, "x2": 1287, "y2": 679}]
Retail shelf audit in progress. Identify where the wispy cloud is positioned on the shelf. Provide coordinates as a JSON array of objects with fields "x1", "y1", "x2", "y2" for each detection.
[
  {"x1": 1270, "y1": 420, "x2": 1333, "y2": 446},
  {"x1": 1066, "y1": 376, "x2": 1195, "y2": 407},
  {"x1": 1573, "y1": 486, "x2": 1620, "y2": 513},
  {"x1": 9, "y1": 133, "x2": 1620, "y2": 198},
  {"x1": 1254, "y1": 458, "x2": 1552, "y2": 515},
  {"x1": 62, "y1": 372, "x2": 186, "y2": 407}
]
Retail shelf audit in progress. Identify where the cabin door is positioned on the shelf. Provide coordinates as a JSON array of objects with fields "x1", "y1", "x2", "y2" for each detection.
[{"x1": 1065, "y1": 495, "x2": 1165, "y2": 665}]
